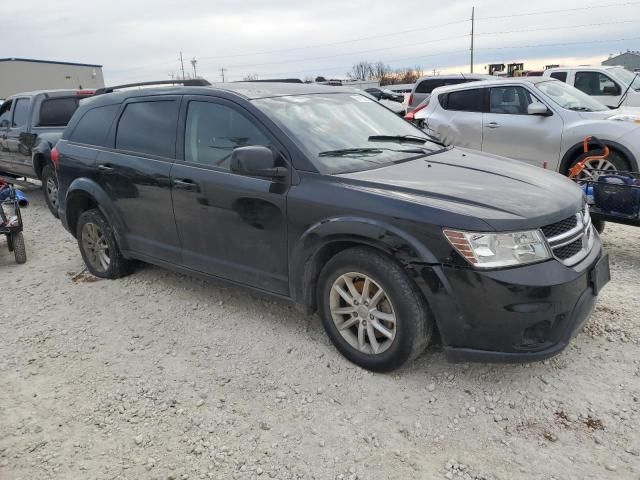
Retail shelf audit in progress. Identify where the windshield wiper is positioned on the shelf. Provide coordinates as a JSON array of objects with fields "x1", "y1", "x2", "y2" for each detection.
[
  {"x1": 319, "y1": 147, "x2": 427, "y2": 157},
  {"x1": 368, "y1": 134, "x2": 428, "y2": 144}
]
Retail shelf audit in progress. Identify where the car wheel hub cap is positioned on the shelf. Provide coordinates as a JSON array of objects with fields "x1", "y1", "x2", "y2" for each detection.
[
  {"x1": 81, "y1": 222, "x2": 110, "y2": 273},
  {"x1": 329, "y1": 272, "x2": 396, "y2": 355},
  {"x1": 46, "y1": 178, "x2": 58, "y2": 207},
  {"x1": 577, "y1": 159, "x2": 617, "y2": 180}
]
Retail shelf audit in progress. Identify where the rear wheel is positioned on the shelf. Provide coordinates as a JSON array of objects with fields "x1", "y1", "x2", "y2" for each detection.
[
  {"x1": 76, "y1": 209, "x2": 131, "y2": 279},
  {"x1": 569, "y1": 150, "x2": 629, "y2": 181},
  {"x1": 11, "y1": 232, "x2": 26, "y2": 264},
  {"x1": 317, "y1": 247, "x2": 433, "y2": 372},
  {"x1": 41, "y1": 164, "x2": 59, "y2": 218}
]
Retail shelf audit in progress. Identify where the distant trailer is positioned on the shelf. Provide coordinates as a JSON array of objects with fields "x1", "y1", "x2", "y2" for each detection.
[{"x1": 0, "y1": 58, "x2": 105, "y2": 99}]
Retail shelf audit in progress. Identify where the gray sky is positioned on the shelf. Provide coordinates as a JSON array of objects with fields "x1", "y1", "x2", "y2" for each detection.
[{"x1": 3, "y1": 0, "x2": 640, "y2": 84}]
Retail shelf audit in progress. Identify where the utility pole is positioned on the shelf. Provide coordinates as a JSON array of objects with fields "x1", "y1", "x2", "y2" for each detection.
[
  {"x1": 470, "y1": 7, "x2": 475, "y2": 74},
  {"x1": 220, "y1": 67, "x2": 227, "y2": 83},
  {"x1": 190, "y1": 58, "x2": 198, "y2": 78},
  {"x1": 179, "y1": 52, "x2": 186, "y2": 80}
]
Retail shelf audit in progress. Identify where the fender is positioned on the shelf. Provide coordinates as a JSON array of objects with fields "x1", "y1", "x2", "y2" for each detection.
[
  {"x1": 64, "y1": 178, "x2": 129, "y2": 252},
  {"x1": 560, "y1": 138, "x2": 638, "y2": 174},
  {"x1": 289, "y1": 215, "x2": 440, "y2": 309},
  {"x1": 31, "y1": 132, "x2": 61, "y2": 178}
]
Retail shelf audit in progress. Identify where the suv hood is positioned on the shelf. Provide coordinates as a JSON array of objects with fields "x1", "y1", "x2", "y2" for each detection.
[
  {"x1": 578, "y1": 106, "x2": 640, "y2": 121},
  {"x1": 338, "y1": 147, "x2": 584, "y2": 231}
]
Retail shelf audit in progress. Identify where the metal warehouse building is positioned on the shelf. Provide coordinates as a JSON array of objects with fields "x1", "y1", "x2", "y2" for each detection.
[
  {"x1": 602, "y1": 51, "x2": 640, "y2": 72},
  {"x1": 0, "y1": 58, "x2": 105, "y2": 99}
]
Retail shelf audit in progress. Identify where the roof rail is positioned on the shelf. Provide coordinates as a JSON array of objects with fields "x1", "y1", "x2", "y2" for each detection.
[{"x1": 94, "y1": 79, "x2": 211, "y2": 95}]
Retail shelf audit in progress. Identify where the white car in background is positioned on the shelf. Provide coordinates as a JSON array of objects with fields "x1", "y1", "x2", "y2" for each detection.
[
  {"x1": 543, "y1": 66, "x2": 640, "y2": 109},
  {"x1": 414, "y1": 77, "x2": 640, "y2": 175}
]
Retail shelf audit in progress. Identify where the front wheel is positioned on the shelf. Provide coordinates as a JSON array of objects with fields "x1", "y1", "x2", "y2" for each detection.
[
  {"x1": 11, "y1": 232, "x2": 26, "y2": 264},
  {"x1": 317, "y1": 247, "x2": 433, "y2": 372}
]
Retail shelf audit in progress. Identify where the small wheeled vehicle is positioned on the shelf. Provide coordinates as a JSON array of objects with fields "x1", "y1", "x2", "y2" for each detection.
[
  {"x1": 569, "y1": 136, "x2": 640, "y2": 230},
  {"x1": 0, "y1": 181, "x2": 27, "y2": 264}
]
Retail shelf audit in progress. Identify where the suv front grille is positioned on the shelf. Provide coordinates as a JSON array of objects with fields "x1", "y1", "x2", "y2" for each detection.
[
  {"x1": 541, "y1": 206, "x2": 594, "y2": 267},
  {"x1": 541, "y1": 216, "x2": 577, "y2": 238}
]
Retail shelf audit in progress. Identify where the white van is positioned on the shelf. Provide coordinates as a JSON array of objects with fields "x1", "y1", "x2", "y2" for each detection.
[{"x1": 543, "y1": 66, "x2": 640, "y2": 108}]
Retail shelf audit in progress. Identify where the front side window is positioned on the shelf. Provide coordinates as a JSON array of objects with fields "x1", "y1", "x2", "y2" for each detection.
[
  {"x1": 184, "y1": 101, "x2": 270, "y2": 169},
  {"x1": 254, "y1": 93, "x2": 440, "y2": 174},
  {"x1": 115, "y1": 100, "x2": 178, "y2": 158},
  {"x1": 575, "y1": 71, "x2": 621, "y2": 96},
  {"x1": 12, "y1": 98, "x2": 30, "y2": 128},
  {"x1": 443, "y1": 89, "x2": 484, "y2": 112},
  {"x1": 489, "y1": 86, "x2": 537, "y2": 115}
]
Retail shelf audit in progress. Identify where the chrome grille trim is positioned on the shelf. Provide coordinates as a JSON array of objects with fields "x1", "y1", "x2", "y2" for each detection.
[{"x1": 542, "y1": 206, "x2": 594, "y2": 267}]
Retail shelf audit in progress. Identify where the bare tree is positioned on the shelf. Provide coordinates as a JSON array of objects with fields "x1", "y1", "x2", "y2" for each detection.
[
  {"x1": 348, "y1": 61, "x2": 373, "y2": 81},
  {"x1": 243, "y1": 73, "x2": 259, "y2": 81},
  {"x1": 371, "y1": 62, "x2": 392, "y2": 84}
]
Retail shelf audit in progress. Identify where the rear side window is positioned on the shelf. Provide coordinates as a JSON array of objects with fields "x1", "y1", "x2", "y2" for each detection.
[
  {"x1": 550, "y1": 72, "x2": 567, "y2": 83},
  {"x1": 12, "y1": 98, "x2": 30, "y2": 128},
  {"x1": 415, "y1": 79, "x2": 442, "y2": 94},
  {"x1": 442, "y1": 89, "x2": 484, "y2": 112},
  {"x1": 69, "y1": 104, "x2": 119, "y2": 147},
  {"x1": 115, "y1": 100, "x2": 178, "y2": 158},
  {"x1": 39, "y1": 97, "x2": 79, "y2": 127}
]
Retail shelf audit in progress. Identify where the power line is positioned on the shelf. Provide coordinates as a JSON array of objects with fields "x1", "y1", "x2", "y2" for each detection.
[
  {"x1": 197, "y1": 19, "x2": 470, "y2": 60},
  {"x1": 477, "y1": 1, "x2": 640, "y2": 20},
  {"x1": 477, "y1": 19, "x2": 638, "y2": 36},
  {"x1": 477, "y1": 35, "x2": 640, "y2": 51},
  {"x1": 222, "y1": 34, "x2": 469, "y2": 69}
]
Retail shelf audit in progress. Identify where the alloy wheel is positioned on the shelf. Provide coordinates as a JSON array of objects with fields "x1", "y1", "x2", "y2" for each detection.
[
  {"x1": 46, "y1": 177, "x2": 58, "y2": 208},
  {"x1": 329, "y1": 272, "x2": 397, "y2": 355},
  {"x1": 576, "y1": 159, "x2": 618, "y2": 181},
  {"x1": 81, "y1": 222, "x2": 110, "y2": 273}
]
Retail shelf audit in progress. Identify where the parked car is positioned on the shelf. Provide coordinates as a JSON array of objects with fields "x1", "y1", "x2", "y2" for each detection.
[
  {"x1": 364, "y1": 87, "x2": 404, "y2": 103},
  {"x1": 413, "y1": 77, "x2": 640, "y2": 177},
  {"x1": 406, "y1": 74, "x2": 493, "y2": 112},
  {"x1": 543, "y1": 66, "x2": 640, "y2": 108},
  {"x1": 0, "y1": 89, "x2": 94, "y2": 215},
  {"x1": 55, "y1": 80, "x2": 608, "y2": 372}
]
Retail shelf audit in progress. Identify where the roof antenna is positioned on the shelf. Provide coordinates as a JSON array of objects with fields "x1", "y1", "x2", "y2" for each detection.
[{"x1": 460, "y1": 72, "x2": 467, "y2": 80}]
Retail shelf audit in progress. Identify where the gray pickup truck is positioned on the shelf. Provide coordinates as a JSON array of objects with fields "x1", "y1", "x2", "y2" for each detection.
[{"x1": 0, "y1": 89, "x2": 94, "y2": 216}]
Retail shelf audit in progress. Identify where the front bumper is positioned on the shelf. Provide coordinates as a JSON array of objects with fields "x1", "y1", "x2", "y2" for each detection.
[{"x1": 415, "y1": 234, "x2": 609, "y2": 363}]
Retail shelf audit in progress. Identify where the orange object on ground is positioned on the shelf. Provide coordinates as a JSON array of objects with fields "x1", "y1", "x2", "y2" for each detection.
[{"x1": 568, "y1": 136, "x2": 610, "y2": 179}]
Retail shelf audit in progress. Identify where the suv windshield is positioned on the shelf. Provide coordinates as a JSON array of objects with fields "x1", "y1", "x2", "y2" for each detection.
[
  {"x1": 610, "y1": 67, "x2": 640, "y2": 91},
  {"x1": 536, "y1": 80, "x2": 608, "y2": 112},
  {"x1": 254, "y1": 93, "x2": 440, "y2": 173}
]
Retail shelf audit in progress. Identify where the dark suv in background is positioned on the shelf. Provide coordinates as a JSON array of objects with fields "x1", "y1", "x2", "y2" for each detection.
[
  {"x1": 54, "y1": 80, "x2": 609, "y2": 372},
  {"x1": 0, "y1": 89, "x2": 94, "y2": 215}
]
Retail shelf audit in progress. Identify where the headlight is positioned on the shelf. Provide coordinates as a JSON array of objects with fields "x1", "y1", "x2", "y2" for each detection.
[
  {"x1": 443, "y1": 229, "x2": 551, "y2": 268},
  {"x1": 608, "y1": 114, "x2": 640, "y2": 124}
]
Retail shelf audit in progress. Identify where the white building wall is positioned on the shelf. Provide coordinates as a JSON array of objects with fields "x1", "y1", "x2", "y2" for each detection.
[{"x1": 0, "y1": 59, "x2": 105, "y2": 98}]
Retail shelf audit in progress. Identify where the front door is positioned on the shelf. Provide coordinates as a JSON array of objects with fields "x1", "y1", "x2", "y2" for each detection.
[
  {"x1": 170, "y1": 96, "x2": 289, "y2": 294},
  {"x1": 1, "y1": 98, "x2": 33, "y2": 177},
  {"x1": 573, "y1": 71, "x2": 621, "y2": 109},
  {"x1": 96, "y1": 96, "x2": 182, "y2": 263},
  {"x1": 482, "y1": 85, "x2": 564, "y2": 169}
]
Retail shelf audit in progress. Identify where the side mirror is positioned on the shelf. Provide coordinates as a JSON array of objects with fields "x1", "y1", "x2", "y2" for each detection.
[
  {"x1": 528, "y1": 102, "x2": 551, "y2": 116},
  {"x1": 230, "y1": 146, "x2": 287, "y2": 179},
  {"x1": 603, "y1": 85, "x2": 621, "y2": 96}
]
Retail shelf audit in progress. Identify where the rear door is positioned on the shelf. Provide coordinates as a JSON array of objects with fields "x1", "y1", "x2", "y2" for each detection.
[
  {"x1": 482, "y1": 85, "x2": 563, "y2": 168},
  {"x1": 170, "y1": 96, "x2": 289, "y2": 294},
  {"x1": 0, "y1": 99, "x2": 13, "y2": 173},
  {"x1": 97, "y1": 96, "x2": 182, "y2": 263},
  {"x1": 430, "y1": 88, "x2": 484, "y2": 149}
]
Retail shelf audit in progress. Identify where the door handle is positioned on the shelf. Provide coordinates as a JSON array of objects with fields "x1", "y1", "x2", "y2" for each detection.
[
  {"x1": 98, "y1": 164, "x2": 114, "y2": 172},
  {"x1": 486, "y1": 122, "x2": 500, "y2": 129},
  {"x1": 173, "y1": 178, "x2": 198, "y2": 191}
]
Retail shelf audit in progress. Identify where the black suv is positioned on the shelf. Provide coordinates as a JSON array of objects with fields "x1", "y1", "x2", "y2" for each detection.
[{"x1": 55, "y1": 80, "x2": 609, "y2": 372}]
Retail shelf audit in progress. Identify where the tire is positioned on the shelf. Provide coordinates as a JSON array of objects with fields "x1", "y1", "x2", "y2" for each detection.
[
  {"x1": 317, "y1": 246, "x2": 433, "y2": 372},
  {"x1": 6, "y1": 233, "x2": 14, "y2": 252},
  {"x1": 76, "y1": 209, "x2": 131, "y2": 279},
  {"x1": 593, "y1": 219, "x2": 606, "y2": 234},
  {"x1": 12, "y1": 232, "x2": 26, "y2": 264},
  {"x1": 41, "y1": 164, "x2": 60, "y2": 218},
  {"x1": 568, "y1": 149, "x2": 630, "y2": 178}
]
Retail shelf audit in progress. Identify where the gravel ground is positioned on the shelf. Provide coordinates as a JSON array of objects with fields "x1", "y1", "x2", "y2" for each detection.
[{"x1": 1, "y1": 190, "x2": 639, "y2": 480}]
